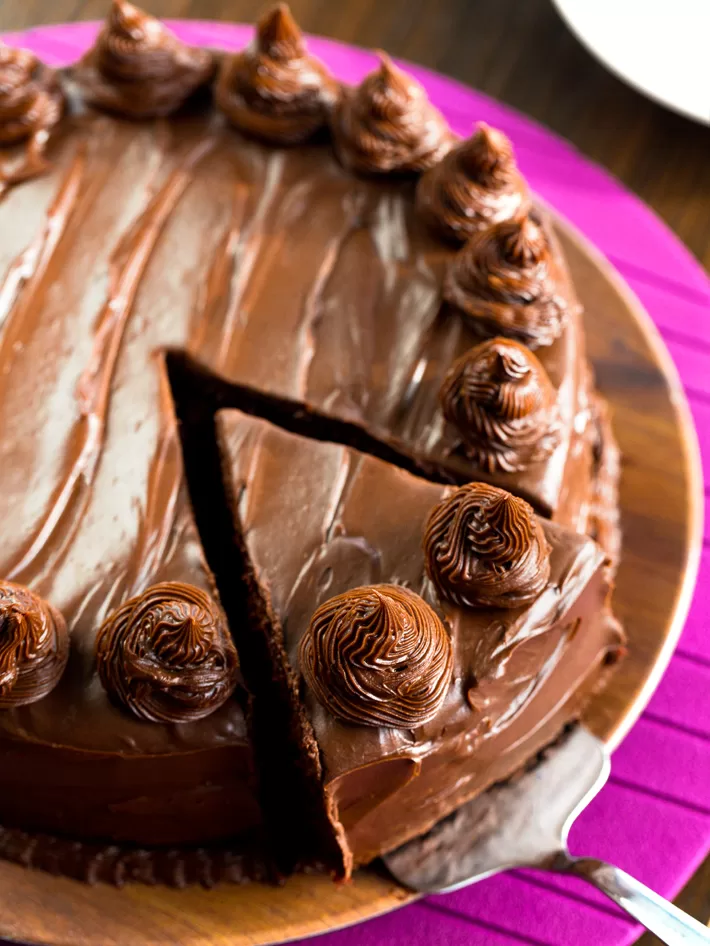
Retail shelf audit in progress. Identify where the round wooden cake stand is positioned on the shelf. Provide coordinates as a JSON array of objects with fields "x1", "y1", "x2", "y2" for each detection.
[{"x1": 0, "y1": 202, "x2": 702, "y2": 946}]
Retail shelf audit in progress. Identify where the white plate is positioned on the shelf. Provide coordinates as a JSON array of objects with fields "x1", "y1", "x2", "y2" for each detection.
[{"x1": 553, "y1": 0, "x2": 710, "y2": 126}]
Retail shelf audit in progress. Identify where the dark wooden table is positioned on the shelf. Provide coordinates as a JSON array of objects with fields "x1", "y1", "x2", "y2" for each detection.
[{"x1": 1, "y1": 0, "x2": 709, "y2": 942}]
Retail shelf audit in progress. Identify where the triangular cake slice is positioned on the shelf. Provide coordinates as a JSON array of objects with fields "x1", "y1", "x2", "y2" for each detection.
[{"x1": 215, "y1": 408, "x2": 623, "y2": 876}]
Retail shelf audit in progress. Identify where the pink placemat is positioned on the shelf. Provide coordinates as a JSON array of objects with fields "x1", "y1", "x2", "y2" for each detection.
[{"x1": 2, "y1": 20, "x2": 710, "y2": 946}]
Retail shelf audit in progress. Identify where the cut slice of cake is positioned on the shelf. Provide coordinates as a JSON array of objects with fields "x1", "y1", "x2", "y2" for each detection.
[{"x1": 214, "y1": 408, "x2": 623, "y2": 876}]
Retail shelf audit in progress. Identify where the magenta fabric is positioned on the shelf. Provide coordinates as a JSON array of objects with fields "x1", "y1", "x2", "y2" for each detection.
[{"x1": 2, "y1": 20, "x2": 710, "y2": 946}]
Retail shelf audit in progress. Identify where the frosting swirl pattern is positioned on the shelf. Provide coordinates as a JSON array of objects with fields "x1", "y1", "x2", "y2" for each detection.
[
  {"x1": 216, "y1": 4, "x2": 338, "y2": 144},
  {"x1": 0, "y1": 44, "x2": 63, "y2": 148},
  {"x1": 0, "y1": 581, "x2": 69, "y2": 709},
  {"x1": 440, "y1": 336, "x2": 560, "y2": 473},
  {"x1": 423, "y1": 483, "x2": 551, "y2": 609},
  {"x1": 332, "y1": 52, "x2": 451, "y2": 174},
  {"x1": 300, "y1": 584, "x2": 453, "y2": 729},
  {"x1": 96, "y1": 582, "x2": 239, "y2": 723},
  {"x1": 76, "y1": 0, "x2": 214, "y2": 118},
  {"x1": 416, "y1": 122, "x2": 529, "y2": 243},
  {"x1": 444, "y1": 212, "x2": 568, "y2": 349}
]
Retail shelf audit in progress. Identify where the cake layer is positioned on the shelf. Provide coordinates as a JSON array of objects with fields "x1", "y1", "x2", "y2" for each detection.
[{"x1": 216, "y1": 409, "x2": 623, "y2": 873}]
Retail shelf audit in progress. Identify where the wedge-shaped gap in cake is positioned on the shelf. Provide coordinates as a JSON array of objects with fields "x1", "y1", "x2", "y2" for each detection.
[{"x1": 167, "y1": 353, "x2": 346, "y2": 874}]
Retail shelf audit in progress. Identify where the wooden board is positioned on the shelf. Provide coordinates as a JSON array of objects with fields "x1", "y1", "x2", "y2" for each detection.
[
  {"x1": 561, "y1": 219, "x2": 703, "y2": 750},
  {"x1": 0, "y1": 216, "x2": 702, "y2": 946}
]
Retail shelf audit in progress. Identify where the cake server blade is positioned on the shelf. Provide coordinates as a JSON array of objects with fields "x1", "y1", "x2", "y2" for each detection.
[{"x1": 383, "y1": 726, "x2": 710, "y2": 945}]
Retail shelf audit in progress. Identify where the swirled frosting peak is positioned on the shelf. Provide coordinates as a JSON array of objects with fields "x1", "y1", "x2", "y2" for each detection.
[
  {"x1": 0, "y1": 44, "x2": 63, "y2": 186},
  {"x1": 440, "y1": 336, "x2": 560, "y2": 473},
  {"x1": 0, "y1": 581, "x2": 69, "y2": 709},
  {"x1": 216, "y1": 4, "x2": 338, "y2": 144},
  {"x1": 444, "y1": 212, "x2": 568, "y2": 349},
  {"x1": 96, "y1": 582, "x2": 239, "y2": 723},
  {"x1": 332, "y1": 52, "x2": 451, "y2": 174},
  {"x1": 423, "y1": 483, "x2": 551, "y2": 609},
  {"x1": 299, "y1": 584, "x2": 453, "y2": 729},
  {"x1": 416, "y1": 122, "x2": 529, "y2": 242},
  {"x1": 76, "y1": 0, "x2": 214, "y2": 118}
]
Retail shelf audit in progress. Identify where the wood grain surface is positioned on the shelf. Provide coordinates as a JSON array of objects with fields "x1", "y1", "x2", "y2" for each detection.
[{"x1": 0, "y1": 3, "x2": 708, "y2": 944}]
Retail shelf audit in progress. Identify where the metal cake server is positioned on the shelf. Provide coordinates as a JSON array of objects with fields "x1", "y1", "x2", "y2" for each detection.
[{"x1": 383, "y1": 727, "x2": 710, "y2": 945}]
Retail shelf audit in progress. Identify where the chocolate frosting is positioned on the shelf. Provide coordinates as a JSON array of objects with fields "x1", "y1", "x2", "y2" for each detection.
[
  {"x1": 439, "y1": 336, "x2": 560, "y2": 473},
  {"x1": 423, "y1": 483, "x2": 551, "y2": 608},
  {"x1": 75, "y1": 0, "x2": 214, "y2": 118},
  {"x1": 444, "y1": 212, "x2": 568, "y2": 349},
  {"x1": 416, "y1": 122, "x2": 529, "y2": 243},
  {"x1": 0, "y1": 581, "x2": 68, "y2": 709},
  {"x1": 299, "y1": 584, "x2": 453, "y2": 729},
  {"x1": 332, "y1": 52, "x2": 451, "y2": 174},
  {"x1": 96, "y1": 581, "x2": 239, "y2": 723},
  {"x1": 0, "y1": 45, "x2": 63, "y2": 146},
  {"x1": 215, "y1": 3, "x2": 338, "y2": 145},
  {"x1": 0, "y1": 44, "x2": 63, "y2": 187}
]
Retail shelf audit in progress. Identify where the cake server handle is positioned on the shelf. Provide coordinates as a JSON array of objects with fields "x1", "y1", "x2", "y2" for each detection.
[{"x1": 551, "y1": 852, "x2": 710, "y2": 944}]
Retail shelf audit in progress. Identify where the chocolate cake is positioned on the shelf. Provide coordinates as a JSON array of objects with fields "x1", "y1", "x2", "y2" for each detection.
[{"x1": 0, "y1": 0, "x2": 622, "y2": 886}]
